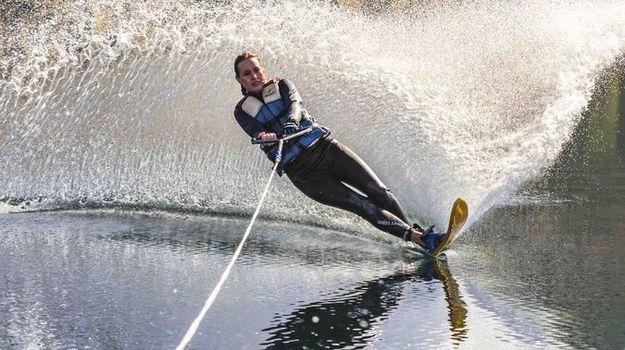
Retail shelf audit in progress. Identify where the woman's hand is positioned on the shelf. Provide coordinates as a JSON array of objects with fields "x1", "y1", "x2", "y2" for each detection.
[
  {"x1": 258, "y1": 132, "x2": 278, "y2": 141},
  {"x1": 282, "y1": 118, "x2": 299, "y2": 136}
]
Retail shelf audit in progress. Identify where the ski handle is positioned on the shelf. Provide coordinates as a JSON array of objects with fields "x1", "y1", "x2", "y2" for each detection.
[{"x1": 251, "y1": 125, "x2": 314, "y2": 145}]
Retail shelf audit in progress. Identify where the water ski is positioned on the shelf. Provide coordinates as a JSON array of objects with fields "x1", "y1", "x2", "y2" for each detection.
[{"x1": 415, "y1": 198, "x2": 469, "y2": 259}]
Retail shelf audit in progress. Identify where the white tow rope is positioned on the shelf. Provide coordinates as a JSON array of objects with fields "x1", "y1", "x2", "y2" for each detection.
[{"x1": 176, "y1": 140, "x2": 284, "y2": 350}]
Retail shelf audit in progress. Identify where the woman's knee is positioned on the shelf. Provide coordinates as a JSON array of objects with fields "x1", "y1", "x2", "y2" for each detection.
[{"x1": 365, "y1": 182, "x2": 398, "y2": 207}]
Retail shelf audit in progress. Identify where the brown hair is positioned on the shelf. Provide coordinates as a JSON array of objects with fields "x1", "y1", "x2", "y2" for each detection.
[{"x1": 234, "y1": 50, "x2": 261, "y2": 78}]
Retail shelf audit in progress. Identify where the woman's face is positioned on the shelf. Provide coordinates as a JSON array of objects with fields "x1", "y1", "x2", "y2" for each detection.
[{"x1": 236, "y1": 58, "x2": 267, "y2": 94}]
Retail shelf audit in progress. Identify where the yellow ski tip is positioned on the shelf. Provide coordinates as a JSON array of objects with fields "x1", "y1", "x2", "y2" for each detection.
[{"x1": 431, "y1": 198, "x2": 469, "y2": 257}]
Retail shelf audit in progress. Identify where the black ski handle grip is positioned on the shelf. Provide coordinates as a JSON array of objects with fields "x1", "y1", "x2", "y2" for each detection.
[{"x1": 251, "y1": 125, "x2": 314, "y2": 145}]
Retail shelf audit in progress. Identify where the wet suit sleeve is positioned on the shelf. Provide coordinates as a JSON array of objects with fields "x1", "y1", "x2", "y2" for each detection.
[{"x1": 279, "y1": 79, "x2": 304, "y2": 124}]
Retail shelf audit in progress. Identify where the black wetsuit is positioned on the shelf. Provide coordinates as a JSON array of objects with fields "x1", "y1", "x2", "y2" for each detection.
[
  {"x1": 234, "y1": 78, "x2": 412, "y2": 241},
  {"x1": 285, "y1": 136, "x2": 412, "y2": 240}
]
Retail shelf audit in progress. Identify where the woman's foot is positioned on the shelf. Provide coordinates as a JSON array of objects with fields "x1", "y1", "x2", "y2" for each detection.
[{"x1": 409, "y1": 225, "x2": 445, "y2": 253}]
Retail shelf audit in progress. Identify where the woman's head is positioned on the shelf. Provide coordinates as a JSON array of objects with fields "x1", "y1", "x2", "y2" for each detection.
[{"x1": 234, "y1": 51, "x2": 267, "y2": 94}]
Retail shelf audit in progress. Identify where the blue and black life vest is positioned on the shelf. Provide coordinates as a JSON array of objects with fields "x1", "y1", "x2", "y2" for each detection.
[{"x1": 237, "y1": 79, "x2": 329, "y2": 172}]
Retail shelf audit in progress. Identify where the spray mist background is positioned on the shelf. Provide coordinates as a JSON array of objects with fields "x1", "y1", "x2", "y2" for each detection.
[{"x1": 2, "y1": 0, "x2": 625, "y2": 236}]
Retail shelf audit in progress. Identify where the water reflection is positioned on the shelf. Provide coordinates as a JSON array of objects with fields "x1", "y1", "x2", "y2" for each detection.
[
  {"x1": 260, "y1": 260, "x2": 468, "y2": 349},
  {"x1": 432, "y1": 260, "x2": 468, "y2": 343}
]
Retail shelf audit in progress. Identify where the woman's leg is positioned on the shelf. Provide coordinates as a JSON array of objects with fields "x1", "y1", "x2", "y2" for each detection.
[
  {"x1": 287, "y1": 171, "x2": 412, "y2": 240},
  {"x1": 326, "y1": 141, "x2": 410, "y2": 223}
]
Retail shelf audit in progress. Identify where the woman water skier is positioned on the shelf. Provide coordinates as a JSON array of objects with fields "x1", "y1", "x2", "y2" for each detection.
[{"x1": 233, "y1": 51, "x2": 444, "y2": 253}]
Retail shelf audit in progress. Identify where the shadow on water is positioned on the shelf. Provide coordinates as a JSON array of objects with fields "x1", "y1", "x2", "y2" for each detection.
[{"x1": 260, "y1": 260, "x2": 468, "y2": 349}]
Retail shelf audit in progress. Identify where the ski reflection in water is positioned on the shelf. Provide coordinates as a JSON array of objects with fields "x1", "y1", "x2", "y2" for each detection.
[{"x1": 261, "y1": 260, "x2": 467, "y2": 349}]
